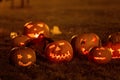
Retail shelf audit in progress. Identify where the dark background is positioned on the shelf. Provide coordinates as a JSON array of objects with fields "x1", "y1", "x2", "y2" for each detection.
[{"x1": 0, "y1": 0, "x2": 120, "y2": 80}]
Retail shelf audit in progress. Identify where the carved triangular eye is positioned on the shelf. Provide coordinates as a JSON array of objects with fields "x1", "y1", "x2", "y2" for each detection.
[
  {"x1": 26, "y1": 24, "x2": 33, "y2": 29},
  {"x1": 17, "y1": 54, "x2": 23, "y2": 59},
  {"x1": 27, "y1": 54, "x2": 32, "y2": 59}
]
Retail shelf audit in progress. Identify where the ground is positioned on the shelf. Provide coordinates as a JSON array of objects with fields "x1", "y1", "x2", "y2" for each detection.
[{"x1": 0, "y1": 0, "x2": 120, "y2": 80}]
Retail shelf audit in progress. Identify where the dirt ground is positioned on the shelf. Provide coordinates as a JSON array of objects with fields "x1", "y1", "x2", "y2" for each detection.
[{"x1": 0, "y1": 0, "x2": 120, "y2": 80}]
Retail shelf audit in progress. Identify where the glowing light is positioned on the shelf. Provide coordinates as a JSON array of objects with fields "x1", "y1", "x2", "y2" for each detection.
[
  {"x1": 49, "y1": 45, "x2": 55, "y2": 49},
  {"x1": 18, "y1": 61, "x2": 32, "y2": 67},
  {"x1": 117, "y1": 49, "x2": 120, "y2": 54},
  {"x1": 81, "y1": 48, "x2": 88, "y2": 54},
  {"x1": 20, "y1": 42, "x2": 25, "y2": 46},
  {"x1": 109, "y1": 48, "x2": 114, "y2": 55},
  {"x1": 94, "y1": 57, "x2": 106, "y2": 60},
  {"x1": 10, "y1": 32, "x2": 18, "y2": 39},
  {"x1": 17, "y1": 54, "x2": 23, "y2": 59},
  {"x1": 49, "y1": 51, "x2": 71, "y2": 60},
  {"x1": 98, "y1": 52, "x2": 101, "y2": 55},
  {"x1": 37, "y1": 24, "x2": 43, "y2": 27},
  {"x1": 34, "y1": 28, "x2": 37, "y2": 31},
  {"x1": 59, "y1": 42, "x2": 65, "y2": 46},
  {"x1": 55, "y1": 46, "x2": 61, "y2": 51},
  {"x1": 91, "y1": 37, "x2": 96, "y2": 42},
  {"x1": 27, "y1": 33, "x2": 39, "y2": 38},
  {"x1": 26, "y1": 24, "x2": 33, "y2": 29},
  {"x1": 27, "y1": 54, "x2": 32, "y2": 59}
]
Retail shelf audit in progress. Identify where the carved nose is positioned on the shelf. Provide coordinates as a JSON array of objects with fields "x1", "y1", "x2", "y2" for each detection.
[{"x1": 55, "y1": 46, "x2": 61, "y2": 51}]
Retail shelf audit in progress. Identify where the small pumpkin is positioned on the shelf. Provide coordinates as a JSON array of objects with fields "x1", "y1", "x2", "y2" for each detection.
[
  {"x1": 9, "y1": 47, "x2": 36, "y2": 67},
  {"x1": 24, "y1": 21, "x2": 49, "y2": 39},
  {"x1": 104, "y1": 42, "x2": 120, "y2": 59},
  {"x1": 74, "y1": 33, "x2": 100, "y2": 55},
  {"x1": 108, "y1": 32, "x2": 120, "y2": 44},
  {"x1": 12, "y1": 35, "x2": 30, "y2": 47},
  {"x1": 45, "y1": 40, "x2": 73, "y2": 62},
  {"x1": 89, "y1": 47, "x2": 111, "y2": 64}
]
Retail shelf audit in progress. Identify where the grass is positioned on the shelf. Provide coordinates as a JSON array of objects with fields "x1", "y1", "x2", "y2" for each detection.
[{"x1": 0, "y1": 0, "x2": 120, "y2": 80}]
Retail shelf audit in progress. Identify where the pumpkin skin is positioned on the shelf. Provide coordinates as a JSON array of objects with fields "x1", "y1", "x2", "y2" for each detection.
[
  {"x1": 26, "y1": 34, "x2": 54, "y2": 57},
  {"x1": 74, "y1": 33, "x2": 100, "y2": 55},
  {"x1": 24, "y1": 21, "x2": 49, "y2": 39},
  {"x1": 89, "y1": 47, "x2": 111, "y2": 64},
  {"x1": 12, "y1": 35, "x2": 30, "y2": 47},
  {"x1": 108, "y1": 32, "x2": 120, "y2": 44},
  {"x1": 104, "y1": 42, "x2": 120, "y2": 59},
  {"x1": 45, "y1": 40, "x2": 73, "y2": 62},
  {"x1": 9, "y1": 47, "x2": 36, "y2": 67}
]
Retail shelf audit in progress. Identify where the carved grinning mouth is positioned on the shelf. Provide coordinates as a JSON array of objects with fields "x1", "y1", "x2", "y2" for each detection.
[
  {"x1": 49, "y1": 51, "x2": 71, "y2": 60},
  {"x1": 94, "y1": 57, "x2": 106, "y2": 60},
  {"x1": 18, "y1": 61, "x2": 32, "y2": 67}
]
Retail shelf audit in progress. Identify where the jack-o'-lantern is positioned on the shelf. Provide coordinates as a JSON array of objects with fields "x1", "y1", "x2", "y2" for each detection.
[
  {"x1": 108, "y1": 32, "x2": 120, "y2": 44},
  {"x1": 89, "y1": 47, "x2": 111, "y2": 64},
  {"x1": 12, "y1": 35, "x2": 30, "y2": 47},
  {"x1": 74, "y1": 33, "x2": 101, "y2": 55},
  {"x1": 104, "y1": 42, "x2": 120, "y2": 59},
  {"x1": 24, "y1": 21, "x2": 49, "y2": 39},
  {"x1": 45, "y1": 40, "x2": 73, "y2": 62},
  {"x1": 9, "y1": 47, "x2": 36, "y2": 67}
]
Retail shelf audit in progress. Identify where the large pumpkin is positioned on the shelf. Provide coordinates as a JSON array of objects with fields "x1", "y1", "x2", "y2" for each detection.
[
  {"x1": 89, "y1": 47, "x2": 112, "y2": 64},
  {"x1": 104, "y1": 42, "x2": 120, "y2": 59},
  {"x1": 108, "y1": 32, "x2": 120, "y2": 44},
  {"x1": 45, "y1": 40, "x2": 73, "y2": 62},
  {"x1": 9, "y1": 47, "x2": 36, "y2": 67},
  {"x1": 24, "y1": 21, "x2": 49, "y2": 39},
  {"x1": 74, "y1": 33, "x2": 100, "y2": 55},
  {"x1": 12, "y1": 35, "x2": 30, "y2": 47}
]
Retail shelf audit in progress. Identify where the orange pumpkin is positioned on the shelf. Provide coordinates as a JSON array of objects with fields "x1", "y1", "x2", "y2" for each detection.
[
  {"x1": 74, "y1": 33, "x2": 100, "y2": 55},
  {"x1": 45, "y1": 40, "x2": 73, "y2": 62},
  {"x1": 9, "y1": 47, "x2": 36, "y2": 67},
  {"x1": 24, "y1": 21, "x2": 49, "y2": 39},
  {"x1": 89, "y1": 47, "x2": 111, "y2": 64},
  {"x1": 12, "y1": 35, "x2": 30, "y2": 47},
  {"x1": 108, "y1": 32, "x2": 120, "y2": 44},
  {"x1": 104, "y1": 42, "x2": 120, "y2": 59}
]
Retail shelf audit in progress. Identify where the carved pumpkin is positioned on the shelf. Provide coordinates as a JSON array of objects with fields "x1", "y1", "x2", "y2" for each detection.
[
  {"x1": 104, "y1": 42, "x2": 120, "y2": 59},
  {"x1": 45, "y1": 40, "x2": 73, "y2": 62},
  {"x1": 24, "y1": 21, "x2": 49, "y2": 39},
  {"x1": 89, "y1": 47, "x2": 111, "y2": 64},
  {"x1": 108, "y1": 32, "x2": 120, "y2": 44},
  {"x1": 74, "y1": 33, "x2": 100, "y2": 55},
  {"x1": 9, "y1": 47, "x2": 36, "y2": 67},
  {"x1": 12, "y1": 35, "x2": 30, "y2": 47}
]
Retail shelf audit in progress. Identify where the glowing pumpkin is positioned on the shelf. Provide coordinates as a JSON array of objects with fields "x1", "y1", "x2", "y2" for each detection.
[
  {"x1": 89, "y1": 47, "x2": 111, "y2": 64},
  {"x1": 108, "y1": 32, "x2": 120, "y2": 44},
  {"x1": 12, "y1": 35, "x2": 30, "y2": 47},
  {"x1": 45, "y1": 40, "x2": 73, "y2": 62},
  {"x1": 74, "y1": 33, "x2": 100, "y2": 55},
  {"x1": 24, "y1": 21, "x2": 49, "y2": 39},
  {"x1": 9, "y1": 47, "x2": 36, "y2": 67},
  {"x1": 104, "y1": 42, "x2": 120, "y2": 59}
]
